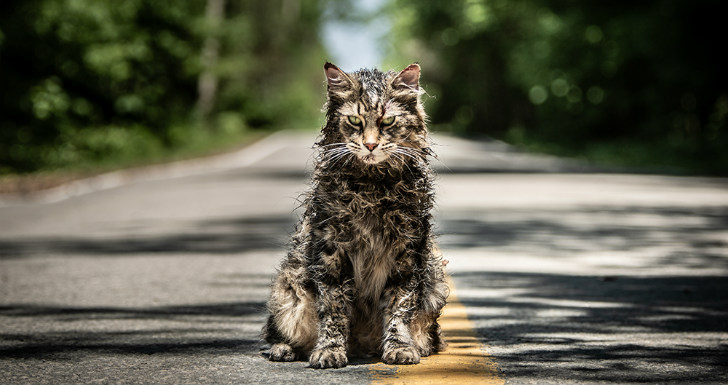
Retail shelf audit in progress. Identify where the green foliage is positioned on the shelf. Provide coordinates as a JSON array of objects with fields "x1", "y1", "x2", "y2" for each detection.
[
  {"x1": 0, "y1": 0, "x2": 201, "y2": 173},
  {"x1": 0, "y1": 0, "x2": 328, "y2": 174},
  {"x1": 209, "y1": 0, "x2": 327, "y2": 129},
  {"x1": 387, "y1": 0, "x2": 728, "y2": 174}
]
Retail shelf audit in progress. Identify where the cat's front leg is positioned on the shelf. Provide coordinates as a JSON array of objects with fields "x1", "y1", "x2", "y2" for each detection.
[
  {"x1": 308, "y1": 251, "x2": 353, "y2": 369},
  {"x1": 381, "y1": 282, "x2": 421, "y2": 365}
]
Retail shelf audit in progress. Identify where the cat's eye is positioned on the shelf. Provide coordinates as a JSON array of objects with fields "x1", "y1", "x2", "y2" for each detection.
[
  {"x1": 381, "y1": 116, "x2": 395, "y2": 126},
  {"x1": 347, "y1": 116, "x2": 362, "y2": 126}
]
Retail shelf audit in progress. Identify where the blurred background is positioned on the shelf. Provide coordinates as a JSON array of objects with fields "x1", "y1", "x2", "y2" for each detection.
[{"x1": 1, "y1": 0, "x2": 726, "y2": 179}]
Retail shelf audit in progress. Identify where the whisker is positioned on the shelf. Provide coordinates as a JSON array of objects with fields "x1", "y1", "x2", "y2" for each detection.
[
  {"x1": 328, "y1": 150, "x2": 350, "y2": 162},
  {"x1": 326, "y1": 147, "x2": 354, "y2": 167},
  {"x1": 413, "y1": 146, "x2": 451, "y2": 172},
  {"x1": 323, "y1": 147, "x2": 349, "y2": 156},
  {"x1": 319, "y1": 142, "x2": 348, "y2": 148},
  {"x1": 396, "y1": 148, "x2": 430, "y2": 164},
  {"x1": 324, "y1": 147, "x2": 348, "y2": 156},
  {"x1": 396, "y1": 146, "x2": 425, "y2": 156},
  {"x1": 390, "y1": 152, "x2": 416, "y2": 176},
  {"x1": 394, "y1": 148, "x2": 419, "y2": 160}
]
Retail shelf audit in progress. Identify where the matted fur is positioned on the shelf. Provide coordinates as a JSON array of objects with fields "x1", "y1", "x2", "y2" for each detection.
[{"x1": 262, "y1": 63, "x2": 449, "y2": 369}]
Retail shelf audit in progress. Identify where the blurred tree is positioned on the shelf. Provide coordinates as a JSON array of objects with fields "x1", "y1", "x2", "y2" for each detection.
[
  {"x1": 0, "y1": 0, "x2": 203, "y2": 172},
  {"x1": 0, "y1": 0, "x2": 329, "y2": 174},
  {"x1": 386, "y1": 0, "x2": 728, "y2": 174},
  {"x1": 213, "y1": 0, "x2": 327, "y2": 129}
]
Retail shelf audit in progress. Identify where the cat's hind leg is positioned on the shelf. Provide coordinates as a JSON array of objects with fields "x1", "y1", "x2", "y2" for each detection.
[
  {"x1": 263, "y1": 267, "x2": 318, "y2": 361},
  {"x1": 408, "y1": 314, "x2": 446, "y2": 358},
  {"x1": 409, "y1": 273, "x2": 449, "y2": 357},
  {"x1": 380, "y1": 271, "x2": 448, "y2": 364}
]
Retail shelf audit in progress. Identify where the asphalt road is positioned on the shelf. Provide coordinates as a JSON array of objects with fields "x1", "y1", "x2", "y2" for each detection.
[{"x1": 1, "y1": 131, "x2": 727, "y2": 384}]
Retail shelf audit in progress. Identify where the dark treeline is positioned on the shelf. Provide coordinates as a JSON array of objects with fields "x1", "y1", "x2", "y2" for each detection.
[
  {"x1": 0, "y1": 0, "x2": 327, "y2": 174},
  {"x1": 387, "y1": 0, "x2": 728, "y2": 174},
  {"x1": 2, "y1": 1, "x2": 727, "y2": 175}
]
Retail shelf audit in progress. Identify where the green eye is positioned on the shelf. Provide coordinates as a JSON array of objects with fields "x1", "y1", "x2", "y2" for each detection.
[
  {"x1": 347, "y1": 116, "x2": 362, "y2": 126},
  {"x1": 381, "y1": 116, "x2": 395, "y2": 126}
]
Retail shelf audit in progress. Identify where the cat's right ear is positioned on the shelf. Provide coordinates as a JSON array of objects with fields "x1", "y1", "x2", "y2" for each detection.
[
  {"x1": 393, "y1": 63, "x2": 420, "y2": 91},
  {"x1": 324, "y1": 62, "x2": 353, "y2": 94}
]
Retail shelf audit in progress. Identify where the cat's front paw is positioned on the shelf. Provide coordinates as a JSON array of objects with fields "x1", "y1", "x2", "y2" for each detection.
[
  {"x1": 309, "y1": 347, "x2": 348, "y2": 369},
  {"x1": 382, "y1": 345, "x2": 421, "y2": 365},
  {"x1": 268, "y1": 343, "x2": 296, "y2": 362}
]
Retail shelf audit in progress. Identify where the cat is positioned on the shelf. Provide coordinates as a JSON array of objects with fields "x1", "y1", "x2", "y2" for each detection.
[{"x1": 262, "y1": 62, "x2": 449, "y2": 369}]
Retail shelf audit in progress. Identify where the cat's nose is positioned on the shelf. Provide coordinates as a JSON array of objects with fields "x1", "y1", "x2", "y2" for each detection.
[{"x1": 364, "y1": 143, "x2": 378, "y2": 151}]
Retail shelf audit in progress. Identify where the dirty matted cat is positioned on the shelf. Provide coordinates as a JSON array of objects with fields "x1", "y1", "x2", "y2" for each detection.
[{"x1": 262, "y1": 62, "x2": 449, "y2": 369}]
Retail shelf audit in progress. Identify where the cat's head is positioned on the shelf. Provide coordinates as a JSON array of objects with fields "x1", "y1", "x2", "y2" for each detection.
[{"x1": 321, "y1": 63, "x2": 429, "y2": 166}]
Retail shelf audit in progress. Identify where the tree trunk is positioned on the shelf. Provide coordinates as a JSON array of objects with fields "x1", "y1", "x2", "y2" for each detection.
[{"x1": 196, "y1": 0, "x2": 225, "y2": 129}]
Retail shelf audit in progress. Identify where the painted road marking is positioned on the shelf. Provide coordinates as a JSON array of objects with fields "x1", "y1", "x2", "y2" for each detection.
[{"x1": 370, "y1": 278, "x2": 504, "y2": 385}]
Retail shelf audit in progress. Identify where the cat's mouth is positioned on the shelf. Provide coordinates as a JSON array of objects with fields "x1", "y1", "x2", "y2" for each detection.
[{"x1": 360, "y1": 153, "x2": 386, "y2": 164}]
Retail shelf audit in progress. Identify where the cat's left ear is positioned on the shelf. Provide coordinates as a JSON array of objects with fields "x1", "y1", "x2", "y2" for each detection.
[
  {"x1": 324, "y1": 62, "x2": 353, "y2": 91},
  {"x1": 393, "y1": 63, "x2": 420, "y2": 90}
]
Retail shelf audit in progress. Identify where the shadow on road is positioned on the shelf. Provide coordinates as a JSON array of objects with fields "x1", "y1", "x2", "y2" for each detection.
[
  {"x1": 439, "y1": 201, "x2": 728, "y2": 383},
  {"x1": 438, "y1": 204, "x2": 728, "y2": 271},
  {"x1": 0, "y1": 215, "x2": 297, "y2": 258},
  {"x1": 2, "y1": 156, "x2": 727, "y2": 383},
  {"x1": 452, "y1": 271, "x2": 728, "y2": 383},
  {"x1": 0, "y1": 275, "x2": 271, "y2": 360}
]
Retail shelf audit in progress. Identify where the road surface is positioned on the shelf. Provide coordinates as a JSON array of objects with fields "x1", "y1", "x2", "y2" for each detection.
[{"x1": 1, "y1": 131, "x2": 727, "y2": 384}]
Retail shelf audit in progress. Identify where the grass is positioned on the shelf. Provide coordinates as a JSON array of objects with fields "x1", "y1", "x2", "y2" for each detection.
[{"x1": 0, "y1": 124, "x2": 270, "y2": 195}]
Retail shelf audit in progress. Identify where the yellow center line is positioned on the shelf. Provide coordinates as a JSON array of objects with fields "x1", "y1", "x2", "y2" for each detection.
[{"x1": 370, "y1": 278, "x2": 504, "y2": 385}]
